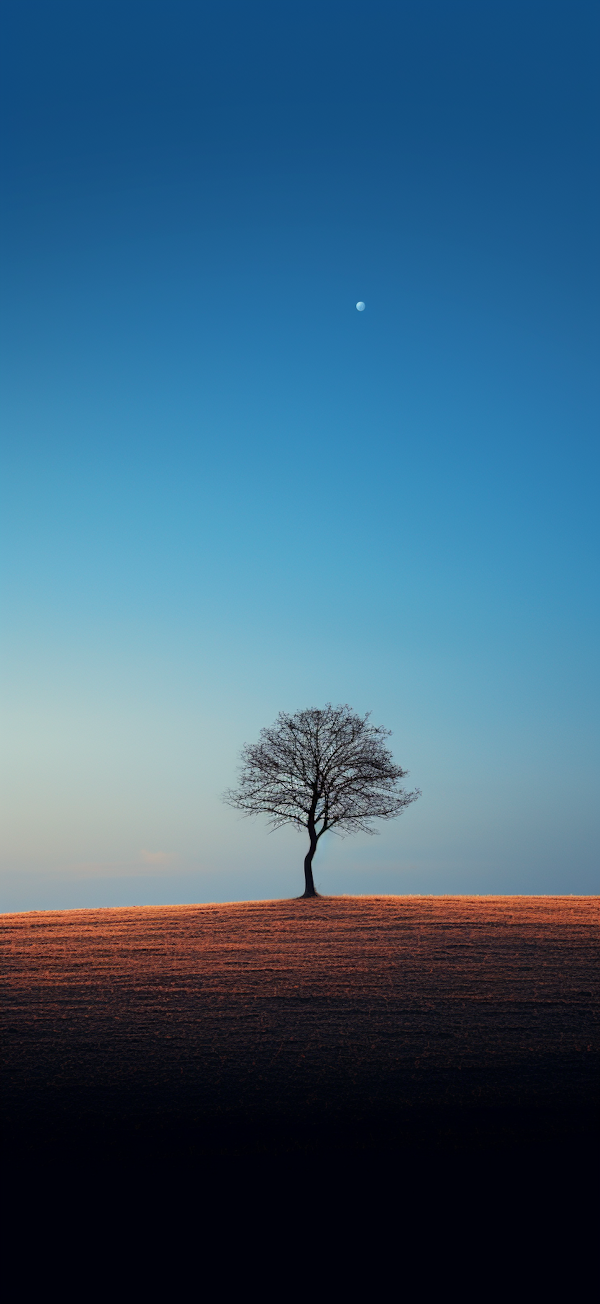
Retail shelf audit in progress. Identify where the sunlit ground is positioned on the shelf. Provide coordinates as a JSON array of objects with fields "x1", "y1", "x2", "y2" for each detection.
[{"x1": 3, "y1": 895, "x2": 597, "y2": 1149}]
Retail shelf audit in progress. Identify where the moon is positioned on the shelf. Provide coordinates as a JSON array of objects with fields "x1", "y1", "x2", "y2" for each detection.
[{"x1": 356, "y1": 301, "x2": 366, "y2": 311}]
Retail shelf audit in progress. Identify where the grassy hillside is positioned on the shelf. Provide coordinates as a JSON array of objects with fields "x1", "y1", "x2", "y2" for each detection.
[{"x1": 3, "y1": 894, "x2": 597, "y2": 1156}]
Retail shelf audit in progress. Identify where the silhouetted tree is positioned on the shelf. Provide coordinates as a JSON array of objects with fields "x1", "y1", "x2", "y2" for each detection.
[{"x1": 223, "y1": 704, "x2": 420, "y2": 898}]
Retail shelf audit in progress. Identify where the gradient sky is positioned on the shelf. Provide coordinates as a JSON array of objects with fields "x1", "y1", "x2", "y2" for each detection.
[{"x1": 2, "y1": 0, "x2": 598, "y2": 910}]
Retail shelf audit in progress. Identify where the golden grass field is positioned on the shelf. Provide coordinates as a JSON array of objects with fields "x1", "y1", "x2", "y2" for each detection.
[
  {"x1": 3, "y1": 894, "x2": 598, "y2": 1154},
  {"x1": 3, "y1": 893, "x2": 598, "y2": 1304}
]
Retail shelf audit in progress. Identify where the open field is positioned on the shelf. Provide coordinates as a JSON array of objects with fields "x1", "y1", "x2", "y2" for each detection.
[
  {"x1": 3, "y1": 894, "x2": 598, "y2": 1156},
  {"x1": 3, "y1": 894, "x2": 598, "y2": 1301}
]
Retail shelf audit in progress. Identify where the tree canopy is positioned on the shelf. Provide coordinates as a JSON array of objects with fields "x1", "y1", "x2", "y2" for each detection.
[{"x1": 223, "y1": 704, "x2": 420, "y2": 897}]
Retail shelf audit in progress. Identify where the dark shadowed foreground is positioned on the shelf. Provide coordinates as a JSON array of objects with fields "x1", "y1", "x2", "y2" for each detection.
[{"x1": 3, "y1": 895, "x2": 598, "y2": 1300}]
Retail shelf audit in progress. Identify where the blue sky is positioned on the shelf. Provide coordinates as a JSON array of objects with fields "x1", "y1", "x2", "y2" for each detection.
[{"x1": 2, "y1": 0, "x2": 598, "y2": 909}]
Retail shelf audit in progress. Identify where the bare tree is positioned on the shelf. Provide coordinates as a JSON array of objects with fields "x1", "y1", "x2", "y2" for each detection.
[{"x1": 223, "y1": 704, "x2": 420, "y2": 898}]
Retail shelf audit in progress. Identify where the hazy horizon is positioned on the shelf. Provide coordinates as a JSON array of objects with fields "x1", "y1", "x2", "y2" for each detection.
[{"x1": 2, "y1": 1, "x2": 598, "y2": 912}]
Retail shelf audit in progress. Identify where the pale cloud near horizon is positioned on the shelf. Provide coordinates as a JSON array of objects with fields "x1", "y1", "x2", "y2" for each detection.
[{"x1": 49, "y1": 852, "x2": 177, "y2": 877}]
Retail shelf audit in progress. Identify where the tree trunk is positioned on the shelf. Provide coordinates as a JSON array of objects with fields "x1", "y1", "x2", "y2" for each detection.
[{"x1": 302, "y1": 836, "x2": 318, "y2": 897}]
